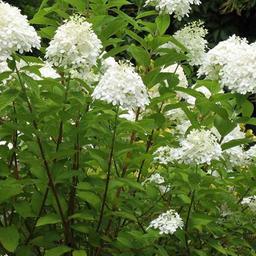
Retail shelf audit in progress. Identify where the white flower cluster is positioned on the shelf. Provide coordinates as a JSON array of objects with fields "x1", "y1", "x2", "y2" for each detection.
[
  {"x1": 46, "y1": 15, "x2": 102, "y2": 72},
  {"x1": 198, "y1": 35, "x2": 256, "y2": 94},
  {"x1": 0, "y1": 1, "x2": 40, "y2": 61},
  {"x1": 143, "y1": 173, "x2": 170, "y2": 194},
  {"x1": 154, "y1": 129, "x2": 222, "y2": 165},
  {"x1": 92, "y1": 59, "x2": 149, "y2": 109},
  {"x1": 148, "y1": 209, "x2": 183, "y2": 235},
  {"x1": 179, "y1": 129, "x2": 222, "y2": 164},
  {"x1": 241, "y1": 196, "x2": 256, "y2": 211},
  {"x1": 145, "y1": 0, "x2": 201, "y2": 20},
  {"x1": 163, "y1": 21, "x2": 208, "y2": 66}
]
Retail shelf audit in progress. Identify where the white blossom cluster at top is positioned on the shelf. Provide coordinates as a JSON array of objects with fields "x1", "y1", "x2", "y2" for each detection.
[
  {"x1": 198, "y1": 35, "x2": 256, "y2": 94},
  {"x1": 0, "y1": 1, "x2": 40, "y2": 61},
  {"x1": 145, "y1": 0, "x2": 201, "y2": 20}
]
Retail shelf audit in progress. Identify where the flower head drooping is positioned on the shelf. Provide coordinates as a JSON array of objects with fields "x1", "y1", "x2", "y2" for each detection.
[
  {"x1": 198, "y1": 35, "x2": 256, "y2": 94},
  {"x1": 143, "y1": 173, "x2": 171, "y2": 194},
  {"x1": 241, "y1": 196, "x2": 256, "y2": 211},
  {"x1": 154, "y1": 129, "x2": 222, "y2": 165},
  {"x1": 0, "y1": 1, "x2": 40, "y2": 61},
  {"x1": 145, "y1": 0, "x2": 201, "y2": 20},
  {"x1": 163, "y1": 21, "x2": 208, "y2": 66},
  {"x1": 148, "y1": 209, "x2": 184, "y2": 235},
  {"x1": 46, "y1": 15, "x2": 102, "y2": 72},
  {"x1": 92, "y1": 60, "x2": 150, "y2": 109}
]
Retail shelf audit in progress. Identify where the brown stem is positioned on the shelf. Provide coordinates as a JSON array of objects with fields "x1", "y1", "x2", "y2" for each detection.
[
  {"x1": 67, "y1": 115, "x2": 81, "y2": 247},
  {"x1": 8, "y1": 102, "x2": 19, "y2": 179},
  {"x1": 96, "y1": 107, "x2": 119, "y2": 233},
  {"x1": 137, "y1": 129, "x2": 154, "y2": 182},
  {"x1": 24, "y1": 188, "x2": 49, "y2": 245},
  {"x1": 15, "y1": 65, "x2": 69, "y2": 244},
  {"x1": 184, "y1": 190, "x2": 195, "y2": 256}
]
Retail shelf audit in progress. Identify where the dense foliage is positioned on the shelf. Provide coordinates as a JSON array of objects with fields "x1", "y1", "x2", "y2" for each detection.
[{"x1": 1, "y1": 0, "x2": 256, "y2": 256}]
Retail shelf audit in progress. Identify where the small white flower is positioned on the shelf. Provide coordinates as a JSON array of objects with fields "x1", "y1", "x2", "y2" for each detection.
[
  {"x1": 246, "y1": 145, "x2": 256, "y2": 159},
  {"x1": 145, "y1": 0, "x2": 201, "y2": 20},
  {"x1": 148, "y1": 209, "x2": 184, "y2": 235},
  {"x1": 0, "y1": 1, "x2": 40, "y2": 61},
  {"x1": 143, "y1": 173, "x2": 170, "y2": 194},
  {"x1": 207, "y1": 169, "x2": 220, "y2": 177},
  {"x1": 154, "y1": 145, "x2": 183, "y2": 165},
  {"x1": 241, "y1": 196, "x2": 256, "y2": 211},
  {"x1": 0, "y1": 61, "x2": 9, "y2": 73},
  {"x1": 92, "y1": 60, "x2": 149, "y2": 109}
]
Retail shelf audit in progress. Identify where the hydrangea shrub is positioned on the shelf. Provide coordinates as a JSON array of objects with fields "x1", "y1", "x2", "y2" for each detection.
[{"x1": 0, "y1": 0, "x2": 256, "y2": 255}]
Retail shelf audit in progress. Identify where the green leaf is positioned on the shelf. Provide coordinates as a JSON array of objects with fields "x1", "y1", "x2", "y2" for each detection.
[
  {"x1": 156, "y1": 14, "x2": 170, "y2": 35},
  {"x1": 111, "y1": 211, "x2": 137, "y2": 222},
  {"x1": 190, "y1": 214, "x2": 214, "y2": 231},
  {"x1": 36, "y1": 214, "x2": 61, "y2": 227},
  {"x1": 155, "y1": 49, "x2": 187, "y2": 67},
  {"x1": 221, "y1": 138, "x2": 251, "y2": 150},
  {"x1": 208, "y1": 240, "x2": 227, "y2": 255},
  {"x1": 14, "y1": 202, "x2": 36, "y2": 218},
  {"x1": 103, "y1": 45, "x2": 128, "y2": 58},
  {"x1": 214, "y1": 115, "x2": 236, "y2": 137},
  {"x1": 241, "y1": 99, "x2": 254, "y2": 117},
  {"x1": 77, "y1": 191, "x2": 101, "y2": 208},
  {"x1": 0, "y1": 89, "x2": 19, "y2": 112},
  {"x1": 73, "y1": 250, "x2": 87, "y2": 256},
  {"x1": 126, "y1": 30, "x2": 147, "y2": 48},
  {"x1": 0, "y1": 182, "x2": 22, "y2": 204},
  {"x1": 136, "y1": 10, "x2": 158, "y2": 19},
  {"x1": 45, "y1": 246, "x2": 71, "y2": 256},
  {"x1": 0, "y1": 226, "x2": 19, "y2": 252},
  {"x1": 101, "y1": 17, "x2": 127, "y2": 40},
  {"x1": 128, "y1": 45, "x2": 150, "y2": 67},
  {"x1": 63, "y1": 0, "x2": 86, "y2": 12}
]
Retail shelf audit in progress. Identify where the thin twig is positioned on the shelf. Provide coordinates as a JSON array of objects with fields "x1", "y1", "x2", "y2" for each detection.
[{"x1": 96, "y1": 107, "x2": 119, "y2": 232}]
